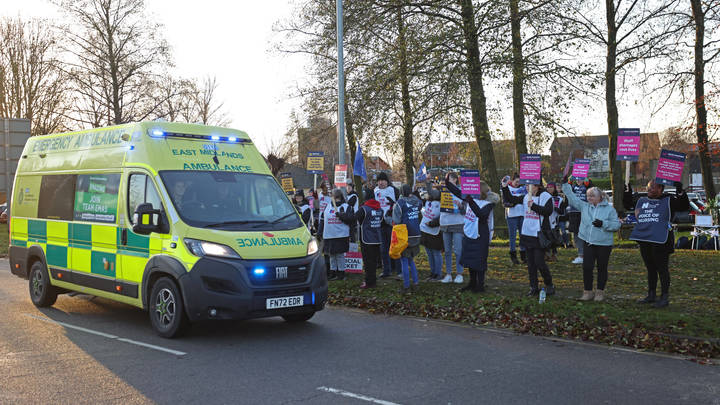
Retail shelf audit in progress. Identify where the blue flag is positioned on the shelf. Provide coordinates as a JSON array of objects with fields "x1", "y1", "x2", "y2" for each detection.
[
  {"x1": 353, "y1": 144, "x2": 367, "y2": 181},
  {"x1": 416, "y1": 163, "x2": 427, "y2": 182}
]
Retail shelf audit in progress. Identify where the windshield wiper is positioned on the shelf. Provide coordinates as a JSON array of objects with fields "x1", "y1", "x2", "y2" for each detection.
[
  {"x1": 204, "y1": 220, "x2": 267, "y2": 228},
  {"x1": 250, "y1": 212, "x2": 297, "y2": 228}
]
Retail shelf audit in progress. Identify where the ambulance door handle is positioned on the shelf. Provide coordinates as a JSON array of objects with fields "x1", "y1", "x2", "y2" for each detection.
[{"x1": 121, "y1": 228, "x2": 128, "y2": 245}]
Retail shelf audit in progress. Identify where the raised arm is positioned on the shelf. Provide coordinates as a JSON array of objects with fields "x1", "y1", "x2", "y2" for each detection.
[
  {"x1": 444, "y1": 179, "x2": 462, "y2": 199},
  {"x1": 530, "y1": 196, "x2": 554, "y2": 217},
  {"x1": 561, "y1": 182, "x2": 588, "y2": 211},
  {"x1": 502, "y1": 186, "x2": 525, "y2": 205}
]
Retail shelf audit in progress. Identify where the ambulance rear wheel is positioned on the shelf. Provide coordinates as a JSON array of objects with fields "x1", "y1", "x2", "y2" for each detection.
[
  {"x1": 149, "y1": 277, "x2": 189, "y2": 338},
  {"x1": 29, "y1": 261, "x2": 58, "y2": 307},
  {"x1": 282, "y1": 311, "x2": 315, "y2": 322}
]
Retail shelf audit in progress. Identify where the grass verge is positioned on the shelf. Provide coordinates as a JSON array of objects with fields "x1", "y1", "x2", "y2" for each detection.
[{"x1": 329, "y1": 247, "x2": 720, "y2": 360}]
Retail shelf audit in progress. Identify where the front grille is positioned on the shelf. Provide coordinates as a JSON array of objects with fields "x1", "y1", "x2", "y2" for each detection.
[{"x1": 247, "y1": 264, "x2": 310, "y2": 286}]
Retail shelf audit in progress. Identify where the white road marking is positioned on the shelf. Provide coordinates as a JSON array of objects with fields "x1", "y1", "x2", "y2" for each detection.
[
  {"x1": 317, "y1": 387, "x2": 401, "y2": 405},
  {"x1": 474, "y1": 369, "x2": 483, "y2": 373},
  {"x1": 23, "y1": 313, "x2": 187, "y2": 356}
]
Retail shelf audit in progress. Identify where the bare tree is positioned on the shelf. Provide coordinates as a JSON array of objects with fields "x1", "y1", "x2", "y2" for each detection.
[
  {"x1": 58, "y1": 0, "x2": 172, "y2": 126},
  {"x1": 0, "y1": 17, "x2": 71, "y2": 135},
  {"x1": 187, "y1": 76, "x2": 231, "y2": 126}
]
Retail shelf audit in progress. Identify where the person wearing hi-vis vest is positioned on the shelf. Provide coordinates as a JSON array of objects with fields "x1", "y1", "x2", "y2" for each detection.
[
  {"x1": 318, "y1": 189, "x2": 355, "y2": 281},
  {"x1": 501, "y1": 173, "x2": 527, "y2": 265},
  {"x1": 355, "y1": 188, "x2": 383, "y2": 289},
  {"x1": 562, "y1": 176, "x2": 621, "y2": 302},
  {"x1": 374, "y1": 172, "x2": 401, "y2": 278},
  {"x1": 629, "y1": 179, "x2": 689, "y2": 308},
  {"x1": 505, "y1": 182, "x2": 556, "y2": 296},
  {"x1": 390, "y1": 184, "x2": 423, "y2": 294},
  {"x1": 420, "y1": 189, "x2": 444, "y2": 281},
  {"x1": 439, "y1": 172, "x2": 466, "y2": 284},
  {"x1": 293, "y1": 189, "x2": 313, "y2": 230},
  {"x1": 445, "y1": 175, "x2": 499, "y2": 293}
]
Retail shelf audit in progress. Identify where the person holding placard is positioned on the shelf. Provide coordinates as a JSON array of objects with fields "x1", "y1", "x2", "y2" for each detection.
[
  {"x1": 445, "y1": 175, "x2": 499, "y2": 293},
  {"x1": 562, "y1": 176, "x2": 621, "y2": 301},
  {"x1": 504, "y1": 181, "x2": 555, "y2": 296},
  {"x1": 420, "y1": 188, "x2": 444, "y2": 281},
  {"x1": 628, "y1": 179, "x2": 689, "y2": 308},
  {"x1": 439, "y1": 172, "x2": 466, "y2": 284},
  {"x1": 374, "y1": 172, "x2": 401, "y2": 278},
  {"x1": 501, "y1": 173, "x2": 527, "y2": 265},
  {"x1": 546, "y1": 182, "x2": 566, "y2": 262},
  {"x1": 318, "y1": 189, "x2": 355, "y2": 281},
  {"x1": 356, "y1": 188, "x2": 383, "y2": 289}
]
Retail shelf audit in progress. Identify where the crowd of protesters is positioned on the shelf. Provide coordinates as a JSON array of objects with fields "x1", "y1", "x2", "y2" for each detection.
[{"x1": 293, "y1": 169, "x2": 690, "y2": 308}]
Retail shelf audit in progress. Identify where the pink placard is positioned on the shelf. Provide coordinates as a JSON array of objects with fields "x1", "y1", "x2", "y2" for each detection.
[
  {"x1": 571, "y1": 159, "x2": 590, "y2": 179},
  {"x1": 519, "y1": 154, "x2": 542, "y2": 184},
  {"x1": 656, "y1": 149, "x2": 686, "y2": 185}
]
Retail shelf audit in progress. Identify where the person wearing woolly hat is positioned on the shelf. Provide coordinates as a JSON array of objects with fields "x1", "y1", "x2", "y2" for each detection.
[
  {"x1": 356, "y1": 187, "x2": 383, "y2": 289},
  {"x1": 374, "y1": 171, "x2": 401, "y2": 278},
  {"x1": 294, "y1": 189, "x2": 312, "y2": 229}
]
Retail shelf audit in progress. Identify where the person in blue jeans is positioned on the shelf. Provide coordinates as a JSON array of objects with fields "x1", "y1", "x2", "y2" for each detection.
[
  {"x1": 502, "y1": 173, "x2": 527, "y2": 265},
  {"x1": 391, "y1": 184, "x2": 423, "y2": 294},
  {"x1": 440, "y1": 172, "x2": 465, "y2": 284},
  {"x1": 420, "y1": 189, "x2": 443, "y2": 280}
]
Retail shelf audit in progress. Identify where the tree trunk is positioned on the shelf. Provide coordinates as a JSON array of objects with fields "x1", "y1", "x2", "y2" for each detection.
[
  {"x1": 605, "y1": 0, "x2": 623, "y2": 209},
  {"x1": 510, "y1": 0, "x2": 528, "y2": 160},
  {"x1": 397, "y1": 6, "x2": 415, "y2": 184},
  {"x1": 458, "y1": 0, "x2": 499, "y2": 185},
  {"x1": 691, "y1": 0, "x2": 717, "y2": 198},
  {"x1": 459, "y1": 0, "x2": 501, "y2": 223}
]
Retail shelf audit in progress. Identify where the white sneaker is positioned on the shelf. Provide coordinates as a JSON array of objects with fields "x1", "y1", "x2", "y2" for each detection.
[
  {"x1": 572, "y1": 257, "x2": 583, "y2": 264},
  {"x1": 454, "y1": 275, "x2": 464, "y2": 284},
  {"x1": 441, "y1": 275, "x2": 453, "y2": 283}
]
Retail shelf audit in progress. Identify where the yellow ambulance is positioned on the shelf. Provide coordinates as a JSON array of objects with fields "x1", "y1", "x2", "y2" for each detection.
[{"x1": 9, "y1": 122, "x2": 327, "y2": 337}]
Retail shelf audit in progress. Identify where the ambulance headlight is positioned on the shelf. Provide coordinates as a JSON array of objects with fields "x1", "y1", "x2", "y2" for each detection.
[
  {"x1": 307, "y1": 238, "x2": 319, "y2": 256},
  {"x1": 184, "y1": 238, "x2": 241, "y2": 259}
]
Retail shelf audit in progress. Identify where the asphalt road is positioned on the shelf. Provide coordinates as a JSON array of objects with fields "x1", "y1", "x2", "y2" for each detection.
[{"x1": 1, "y1": 259, "x2": 718, "y2": 405}]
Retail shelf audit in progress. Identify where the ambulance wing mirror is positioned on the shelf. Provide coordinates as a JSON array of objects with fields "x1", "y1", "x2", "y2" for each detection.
[{"x1": 133, "y1": 203, "x2": 163, "y2": 235}]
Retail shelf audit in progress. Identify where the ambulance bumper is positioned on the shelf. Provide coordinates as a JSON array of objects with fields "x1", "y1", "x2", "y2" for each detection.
[{"x1": 178, "y1": 253, "x2": 328, "y2": 322}]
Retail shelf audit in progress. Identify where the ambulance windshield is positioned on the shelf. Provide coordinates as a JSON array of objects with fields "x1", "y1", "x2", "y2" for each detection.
[{"x1": 160, "y1": 171, "x2": 302, "y2": 231}]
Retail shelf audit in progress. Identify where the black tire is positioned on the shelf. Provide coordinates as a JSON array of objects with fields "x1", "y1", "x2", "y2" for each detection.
[
  {"x1": 149, "y1": 277, "x2": 189, "y2": 338},
  {"x1": 29, "y1": 261, "x2": 58, "y2": 307},
  {"x1": 282, "y1": 311, "x2": 315, "y2": 323}
]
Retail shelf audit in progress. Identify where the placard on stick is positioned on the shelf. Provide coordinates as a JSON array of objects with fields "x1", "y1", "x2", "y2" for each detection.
[
  {"x1": 460, "y1": 169, "x2": 481, "y2": 198},
  {"x1": 617, "y1": 128, "x2": 640, "y2": 161},
  {"x1": 334, "y1": 164, "x2": 348, "y2": 187},
  {"x1": 571, "y1": 159, "x2": 591, "y2": 180},
  {"x1": 519, "y1": 154, "x2": 542, "y2": 185},
  {"x1": 440, "y1": 187, "x2": 456, "y2": 213},
  {"x1": 656, "y1": 149, "x2": 686, "y2": 186},
  {"x1": 279, "y1": 172, "x2": 294, "y2": 193},
  {"x1": 306, "y1": 151, "x2": 324, "y2": 174}
]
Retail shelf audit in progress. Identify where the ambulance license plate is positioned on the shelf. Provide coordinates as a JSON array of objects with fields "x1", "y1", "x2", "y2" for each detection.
[{"x1": 266, "y1": 295, "x2": 304, "y2": 309}]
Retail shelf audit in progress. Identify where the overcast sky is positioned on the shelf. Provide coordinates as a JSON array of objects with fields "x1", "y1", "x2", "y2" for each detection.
[{"x1": 3, "y1": 0, "x2": 697, "y2": 157}]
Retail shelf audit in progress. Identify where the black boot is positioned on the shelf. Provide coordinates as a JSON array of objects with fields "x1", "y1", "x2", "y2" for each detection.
[
  {"x1": 461, "y1": 270, "x2": 477, "y2": 292},
  {"x1": 509, "y1": 251, "x2": 520, "y2": 265},
  {"x1": 653, "y1": 293, "x2": 669, "y2": 308},
  {"x1": 637, "y1": 291, "x2": 657, "y2": 304},
  {"x1": 336, "y1": 271, "x2": 346, "y2": 280},
  {"x1": 545, "y1": 284, "x2": 555, "y2": 296},
  {"x1": 473, "y1": 270, "x2": 486, "y2": 293},
  {"x1": 526, "y1": 287, "x2": 540, "y2": 297},
  {"x1": 520, "y1": 250, "x2": 527, "y2": 263},
  {"x1": 328, "y1": 270, "x2": 338, "y2": 281}
]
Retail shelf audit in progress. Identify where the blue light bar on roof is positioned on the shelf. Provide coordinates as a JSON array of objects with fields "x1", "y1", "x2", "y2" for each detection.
[{"x1": 147, "y1": 129, "x2": 252, "y2": 144}]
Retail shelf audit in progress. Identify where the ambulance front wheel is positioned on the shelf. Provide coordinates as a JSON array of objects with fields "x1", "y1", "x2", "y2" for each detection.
[
  {"x1": 282, "y1": 311, "x2": 315, "y2": 323},
  {"x1": 149, "y1": 277, "x2": 189, "y2": 338},
  {"x1": 29, "y1": 261, "x2": 58, "y2": 307}
]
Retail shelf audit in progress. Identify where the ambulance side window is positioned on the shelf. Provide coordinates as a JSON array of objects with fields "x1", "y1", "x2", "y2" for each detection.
[
  {"x1": 38, "y1": 174, "x2": 77, "y2": 220},
  {"x1": 128, "y1": 174, "x2": 163, "y2": 224}
]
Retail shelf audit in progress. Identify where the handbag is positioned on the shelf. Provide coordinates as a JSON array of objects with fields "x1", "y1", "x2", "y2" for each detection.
[{"x1": 536, "y1": 198, "x2": 563, "y2": 249}]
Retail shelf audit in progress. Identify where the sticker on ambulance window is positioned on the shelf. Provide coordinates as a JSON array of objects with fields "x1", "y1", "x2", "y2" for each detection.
[{"x1": 73, "y1": 174, "x2": 121, "y2": 223}]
